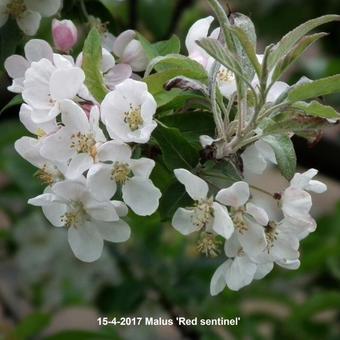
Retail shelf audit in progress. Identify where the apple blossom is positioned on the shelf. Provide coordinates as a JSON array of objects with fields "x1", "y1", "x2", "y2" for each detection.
[
  {"x1": 172, "y1": 169, "x2": 234, "y2": 254},
  {"x1": 87, "y1": 141, "x2": 161, "y2": 216},
  {"x1": 113, "y1": 29, "x2": 148, "y2": 72},
  {"x1": 0, "y1": 0, "x2": 62, "y2": 35},
  {"x1": 101, "y1": 79, "x2": 157, "y2": 144},
  {"x1": 22, "y1": 58, "x2": 85, "y2": 123},
  {"x1": 28, "y1": 180, "x2": 131, "y2": 262}
]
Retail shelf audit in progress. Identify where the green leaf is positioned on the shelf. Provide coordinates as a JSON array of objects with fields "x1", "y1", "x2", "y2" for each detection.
[
  {"x1": 12, "y1": 313, "x2": 51, "y2": 339},
  {"x1": 287, "y1": 74, "x2": 340, "y2": 102},
  {"x1": 262, "y1": 134, "x2": 296, "y2": 180},
  {"x1": 153, "y1": 35, "x2": 181, "y2": 55},
  {"x1": 230, "y1": 13, "x2": 260, "y2": 79},
  {"x1": 145, "y1": 54, "x2": 207, "y2": 78},
  {"x1": 153, "y1": 123, "x2": 199, "y2": 171},
  {"x1": 268, "y1": 14, "x2": 340, "y2": 70},
  {"x1": 82, "y1": 28, "x2": 109, "y2": 102},
  {"x1": 159, "y1": 180, "x2": 191, "y2": 219},
  {"x1": 160, "y1": 111, "x2": 215, "y2": 146},
  {"x1": 293, "y1": 100, "x2": 340, "y2": 119},
  {"x1": 0, "y1": 94, "x2": 22, "y2": 114},
  {"x1": 0, "y1": 19, "x2": 22, "y2": 67},
  {"x1": 272, "y1": 33, "x2": 328, "y2": 82}
]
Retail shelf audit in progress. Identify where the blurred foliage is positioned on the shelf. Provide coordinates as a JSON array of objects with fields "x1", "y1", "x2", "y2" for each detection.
[{"x1": 0, "y1": 0, "x2": 340, "y2": 339}]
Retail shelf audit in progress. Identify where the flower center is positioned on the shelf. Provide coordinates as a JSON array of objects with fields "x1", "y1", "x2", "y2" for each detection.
[
  {"x1": 232, "y1": 209, "x2": 248, "y2": 234},
  {"x1": 61, "y1": 204, "x2": 86, "y2": 228},
  {"x1": 196, "y1": 232, "x2": 221, "y2": 257},
  {"x1": 35, "y1": 164, "x2": 63, "y2": 186},
  {"x1": 217, "y1": 67, "x2": 235, "y2": 83},
  {"x1": 70, "y1": 132, "x2": 97, "y2": 156},
  {"x1": 6, "y1": 0, "x2": 26, "y2": 17},
  {"x1": 265, "y1": 222, "x2": 279, "y2": 253},
  {"x1": 124, "y1": 105, "x2": 143, "y2": 131},
  {"x1": 192, "y1": 198, "x2": 214, "y2": 230},
  {"x1": 111, "y1": 162, "x2": 131, "y2": 184}
]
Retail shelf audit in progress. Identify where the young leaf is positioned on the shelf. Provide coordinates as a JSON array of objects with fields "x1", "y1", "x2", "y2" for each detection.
[
  {"x1": 0, "y1": 94, "x2": 22, "y2": 114},
  {"x1": 272, "y1": 32, "x2": 328, "y2": 82},
  {"x1": 230, "y1": 13, "x2": 261, "y2": 79},
  {"x1": 153, "y1": 123, "x2": 199, "y2": 170},
  {"x1": 262, "y1": 134, "x2": 297, "y2": 180},
  {"x1": 82, "y1": 28, "x2": 109, "y2": 102},
  {"x1": 145, "y1": 54, "x2": 207, "y2": 78},
  {"x1": 153, "y1": 35, "x2": 181, "y2": 55},
  {"x1": 293, "y1": 101, "x2": 340, "y2": 119},
  {"x1": 268, "y1": 14, "x2": 340, "y2": 70},
  {"x1": 287, "y1": 74, "x2": 340, "y2": 102}
]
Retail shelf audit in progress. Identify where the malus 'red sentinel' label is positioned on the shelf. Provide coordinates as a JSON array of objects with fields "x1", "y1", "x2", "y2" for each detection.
[{"x1": 4, "y1": 0, "x2": 340, "y2": 295}]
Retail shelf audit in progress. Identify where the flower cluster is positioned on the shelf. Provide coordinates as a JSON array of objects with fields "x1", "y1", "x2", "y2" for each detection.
[
  {"x1": 4, "y1": 0, "x2": 339, "y2": 295},
  {"x1": 6, "y1": 27, "x2": 161, "y2": 262}
]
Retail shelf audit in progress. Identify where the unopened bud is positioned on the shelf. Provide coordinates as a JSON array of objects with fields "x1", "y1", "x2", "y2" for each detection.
[{"x1": 52, "y1": 19, "x2": 78, "y2": 53}]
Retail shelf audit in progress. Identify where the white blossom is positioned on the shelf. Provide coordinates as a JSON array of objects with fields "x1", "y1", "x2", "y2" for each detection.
[
  {"x1": 22, "y1": 57, "x2": 85, "y2": 123},
  {"x1": 0, "y1": 0, "x2": 62, "y2": 36},
  {"x1": 87, "y1": 141, "x2": 161, "y2": 216},
  {"x1": 28, "y1": 180, "x2": 131, "y2": 262},
  {"x1": 101, "y1": 79, "x2": 157, "y2": 144},
  {"x1": 5, "y1": 39, "x2": 53, "y2": 93},
  {"x1": 113, "y1": 29, "x2": 148, "y2": 72},
  {"x1": 172, "y1": 169, "x2": 234, "y2": 240},
  {"x1": 216, "y1": 181, "x2": 268, "y2": 257}
]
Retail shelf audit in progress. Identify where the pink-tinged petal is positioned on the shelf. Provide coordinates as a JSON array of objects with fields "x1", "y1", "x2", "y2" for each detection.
[
  {"x1": 105, "y1": 64, "x2": 132, "y2": 89},
  {"x1": 113, "y1": 30, "x2": 135, "y2": 58},
  {"x1": 216, "y1": 181, "x2": 250, "y2": 208},
  {"x1": 52, "y1": 19, "x2": 78, "y2": 52},
  {"x1": 121, "y1": 40, "x2": 148, "y2": 72},
  {"x1": 174, "y1": 168, "x2": 209, "y2": 201}
]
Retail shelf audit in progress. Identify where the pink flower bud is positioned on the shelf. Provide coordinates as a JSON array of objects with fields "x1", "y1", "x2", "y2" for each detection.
[{"x1": 52, "y1": 19, "x2": 78, "y2": 53}]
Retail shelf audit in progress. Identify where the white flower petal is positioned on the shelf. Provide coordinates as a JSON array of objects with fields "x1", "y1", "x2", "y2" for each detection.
[
  {"x1": 52, "y1": 180, "x2": 87, "y2": 202},
  {"x1": 60, "y1": 100, "x2": 90, "y2": 132},
  {"x1": 86, "y1": 201, "x2": 119, "y2": 222},
  {"x1": 96, "y1": 219, "x2": 131, "y2": 243},
  {"x1": 65, "y1": 153, "x2": 93, "y2": 179},
  {"x1": 174, "y1": 168, "x2": 209, "y2": 201},
  {"x1": 254, "y1": 262, "x2": 274, "y2": 280},
  {"x1": 105, "y1": 64, "x2": 132, "y2": 88},
  {"x1": 212, "y1": 202, "x2": 234, "y2": 239},
  {"x1": 112, "y1": 201, "x2": 129, "y2": 217},
  {"x1": 172, "y1": 207, "x2": 197, "y2": 235},
  {"x1": 24, "y1": 39, "x2": 53, "y2": 62},
  {"x1": 266, "y1": 81, "x2": 289, "y2": 102},
  {"x1": 210, "y1": 260, "x2": 230, "y2": 296},
  {"x1": 121, "y1": 39, "x2": 148, "y2": 72},
  {"x1": 246, "y1": 202, "x2": 269, "y2": 226},
  {"x1": 130, "y1": 158, "x2": 155, "y2": 178},
  {"x1": 122, "y1": 177, "x2": 161, "y2": 216},
  {"x1": 224, "y1": 233, "x2": 241, "y2": 258},
  {"x1": 276, "y1": 258, "x2": 300, "y2": 270},
  {"x1": 241, "y1": 144, "x2": 267, "y2": 175},
  {"x1": 225, "y1": 256, "x2": 257, "y2": 291},
  {"x1": 4, "y1": 55, "x2": 29, "y2": 78},
  {"x1": 42, "y1": 202, "x2": 67, "y2": 227},
  {"x1": 28, "y1": 193, "x2": 59, "y2": 206},
  {"x1": 50, "y1": 67, "x2": 85, "y2": 101},
  {"x1": 97, "y1": 140, "x2": 131, "y2": 162},
  {"x1": 25, "y1": 0, "x2": 62, "y2": 17},
  {"x1": 185, "y1": 16, "x2": 214, "y2": 55},
  {"x1": 113, "y1": 30, "x2": 135, "y2": 58},
  {"x1": 15, "y1": 136, "x2": 44, "y2": 168},
  {"x1": 216, "y1": 181, "x2": 250, "y2": 208},
  {"x1": 87, "y1": 164, "x2": 117, "y2": 201},
  {"x1": 68, "y1": 223, "x2": 103, "y2": 262},
  {"x1": 17, "y1": 10, "x2": 41, "y2": 35}
]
